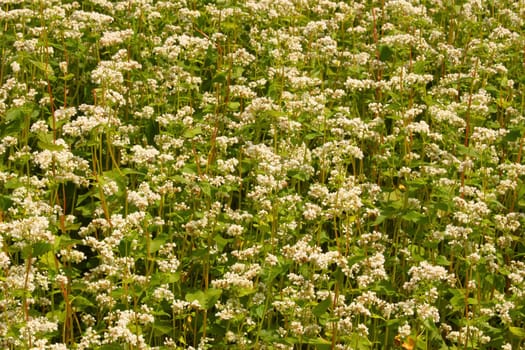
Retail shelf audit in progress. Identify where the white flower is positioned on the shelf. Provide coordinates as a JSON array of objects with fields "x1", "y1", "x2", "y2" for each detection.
[
  {"x1": 226, "y1": 224, "x2": 244, "y2": 237},
  {"x1": 10, "y1": 61, "x2": 20, "y2": 73},
  {"x1": 398, "y1": 322, "x2": 411, "y2": 337},
  {"x1": 100, "y1": 29, "x2": 134, "y2": 46}
]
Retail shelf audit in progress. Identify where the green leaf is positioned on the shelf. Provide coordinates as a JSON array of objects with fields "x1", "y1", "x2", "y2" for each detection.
[
  {"x1": 75, "y1": 202, "x2": 98, "y2": 217},
  {"x1": 212, "y1": 71, "x2": 227, "y2": 84},
  {"x1": 236, "y1": 287, "x2": 255, "y2": 297},
  {"x1": 467, "y1": 297, "x2": 479, "y2": 305},
  {"x1": 504, "y1": 128, "x2": 523, "y2": 142},
  {"x1": 341, "y1": 333, "x2": 373, "y2": 349},
  {"x1": 214, "y1": 234, "x2": 231, "y2": 252},
  {"x1": 384, "y1": 189, "x2": 403, "y2": 202},
  {"x1": 38, "y1": 132, "x2": 65, "y2": 151},
  {"x1": 402, "y1": 211, "x2": 425, "y2": 223},
  {"x1": 258, "y1": 329, "x2": 280, "y2": 343},
  {"x1": 0, "y1": 195, "x2": 13, "y2": 211},
  {"x1": 40, "y1": 251, "x2": 59, "y2": 271},
  {"x1": 183, "y1": 126, "x2": 203, "y2": 138},
  {"x1": 2, "y1": 107, "x2": 25, "y2": 137},
  {"x1": 121, "y1": 168, "x2": 146, "y2": 176},
  {"x1": 509, "y1": 327, "x2": 525, "y2": 338},
  {"x1": 185, "y1": 288, "x2": 222, "y2": 310},
  {"x1": 61, "y1": 73, "x2": 76, "y2": 81},
  {"x1": 312, "y1": 298, "x2": 331, "y2": 317},
  {"x1": 255, "y1": 304, "x2": 265, "y2": 318},
  {"x1": 379, "y1": 45, "x2": 394, "y2": 62},
  {"x1": 305, "y1": 132, "x2": 321, "y2": 140},
  {"x1": 449, "y1": 290, "x2": 465, "y2": 311},
  {"x1": 72, "y1": 295, "x2": 95, "y2": 308},
  {"x1": 227, "y1": 101, "x2": 240, "y2": 111},
  {"x1": 305, "y1": 337, "x2": 331, "y2": 347},
  {"x1": 435, "y1": 255, "x2": 451, "y2": 266},
  {"x1": 30, "y1": 59, "x2": 55, "y2": 76},
  {"x1": 433, "y1": 201, "x2": 449, "y2": 211},
  {"x1": 150, "y1": 238, "x2": 166, "y2": 253},
  {"x1": 151, "y1": 272, "x2": 180, "y2": 285},
  {"x1": 289, "y1": 170, "x2": 310, "y2": 181},
  {"x1": 232, "y1": 67, "x2": 244, "y2": 79},
  {"x1": 98, "y1": 344, "x2": 123, "y2": 350},
  {"x1": 200, "y1": 181, "x2": 212, "y2": 197},
  {"x1": 5, "y1": 107, "x2": 23, "y2": 122},
  {"x1": 456, "y1": 144, "x2": 479, "y2": 157},
  {"x1": 152, "y1": 320, "x2": 174, "y2": 336},
  {"x1": 413, "y1": 60, "x2": 427, "y2": 74},
  {"x1": 32, "y1": 242, "x2": 53, "y2": 257},
  {"x1": 46, "y1": 309, "x2": 66, "y2": 324},
  {"x1": 103, "y1": 169, "x2": 128, "y2": 188},
  {"x1": 4, "y1": 178, "x2": 22, "y2": 189}
]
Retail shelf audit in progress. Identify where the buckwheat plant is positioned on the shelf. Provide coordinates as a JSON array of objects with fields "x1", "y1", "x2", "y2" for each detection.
[{"x1": 0, "y1": 0, "x2": 524, "y2": 349}]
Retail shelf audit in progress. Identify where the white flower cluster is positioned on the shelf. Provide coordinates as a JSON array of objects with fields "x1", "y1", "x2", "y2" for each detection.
[
  {"x1": 104, "y1": 308, "x2": 153, "y2": 349},
  {"x1": 211, "y1": 263, "x2": 261, "y2": 290},
  {"x1": 1, "y1": 0, "x2": 524, "y2": 348},
  {"x1": 100, "y1": 29, "x2": 134, "y2": 47},
  {"x1": 404, "y1": 261, "x2": 455, "y2": 291}
]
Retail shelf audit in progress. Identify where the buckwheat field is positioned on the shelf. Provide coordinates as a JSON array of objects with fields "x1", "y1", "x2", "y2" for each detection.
[{"x1": 0, "y1": 0, "x2": 524, "y2": 349}]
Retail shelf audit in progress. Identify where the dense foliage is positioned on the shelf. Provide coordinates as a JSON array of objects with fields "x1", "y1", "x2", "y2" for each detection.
[{"x1": 0, "y1": 0, "x2": 524, "y2": 349}]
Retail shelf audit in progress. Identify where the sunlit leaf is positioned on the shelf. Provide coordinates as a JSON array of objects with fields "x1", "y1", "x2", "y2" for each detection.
[{"x1": 185, "y1": 288, "x2": 222, "y2": 310}]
